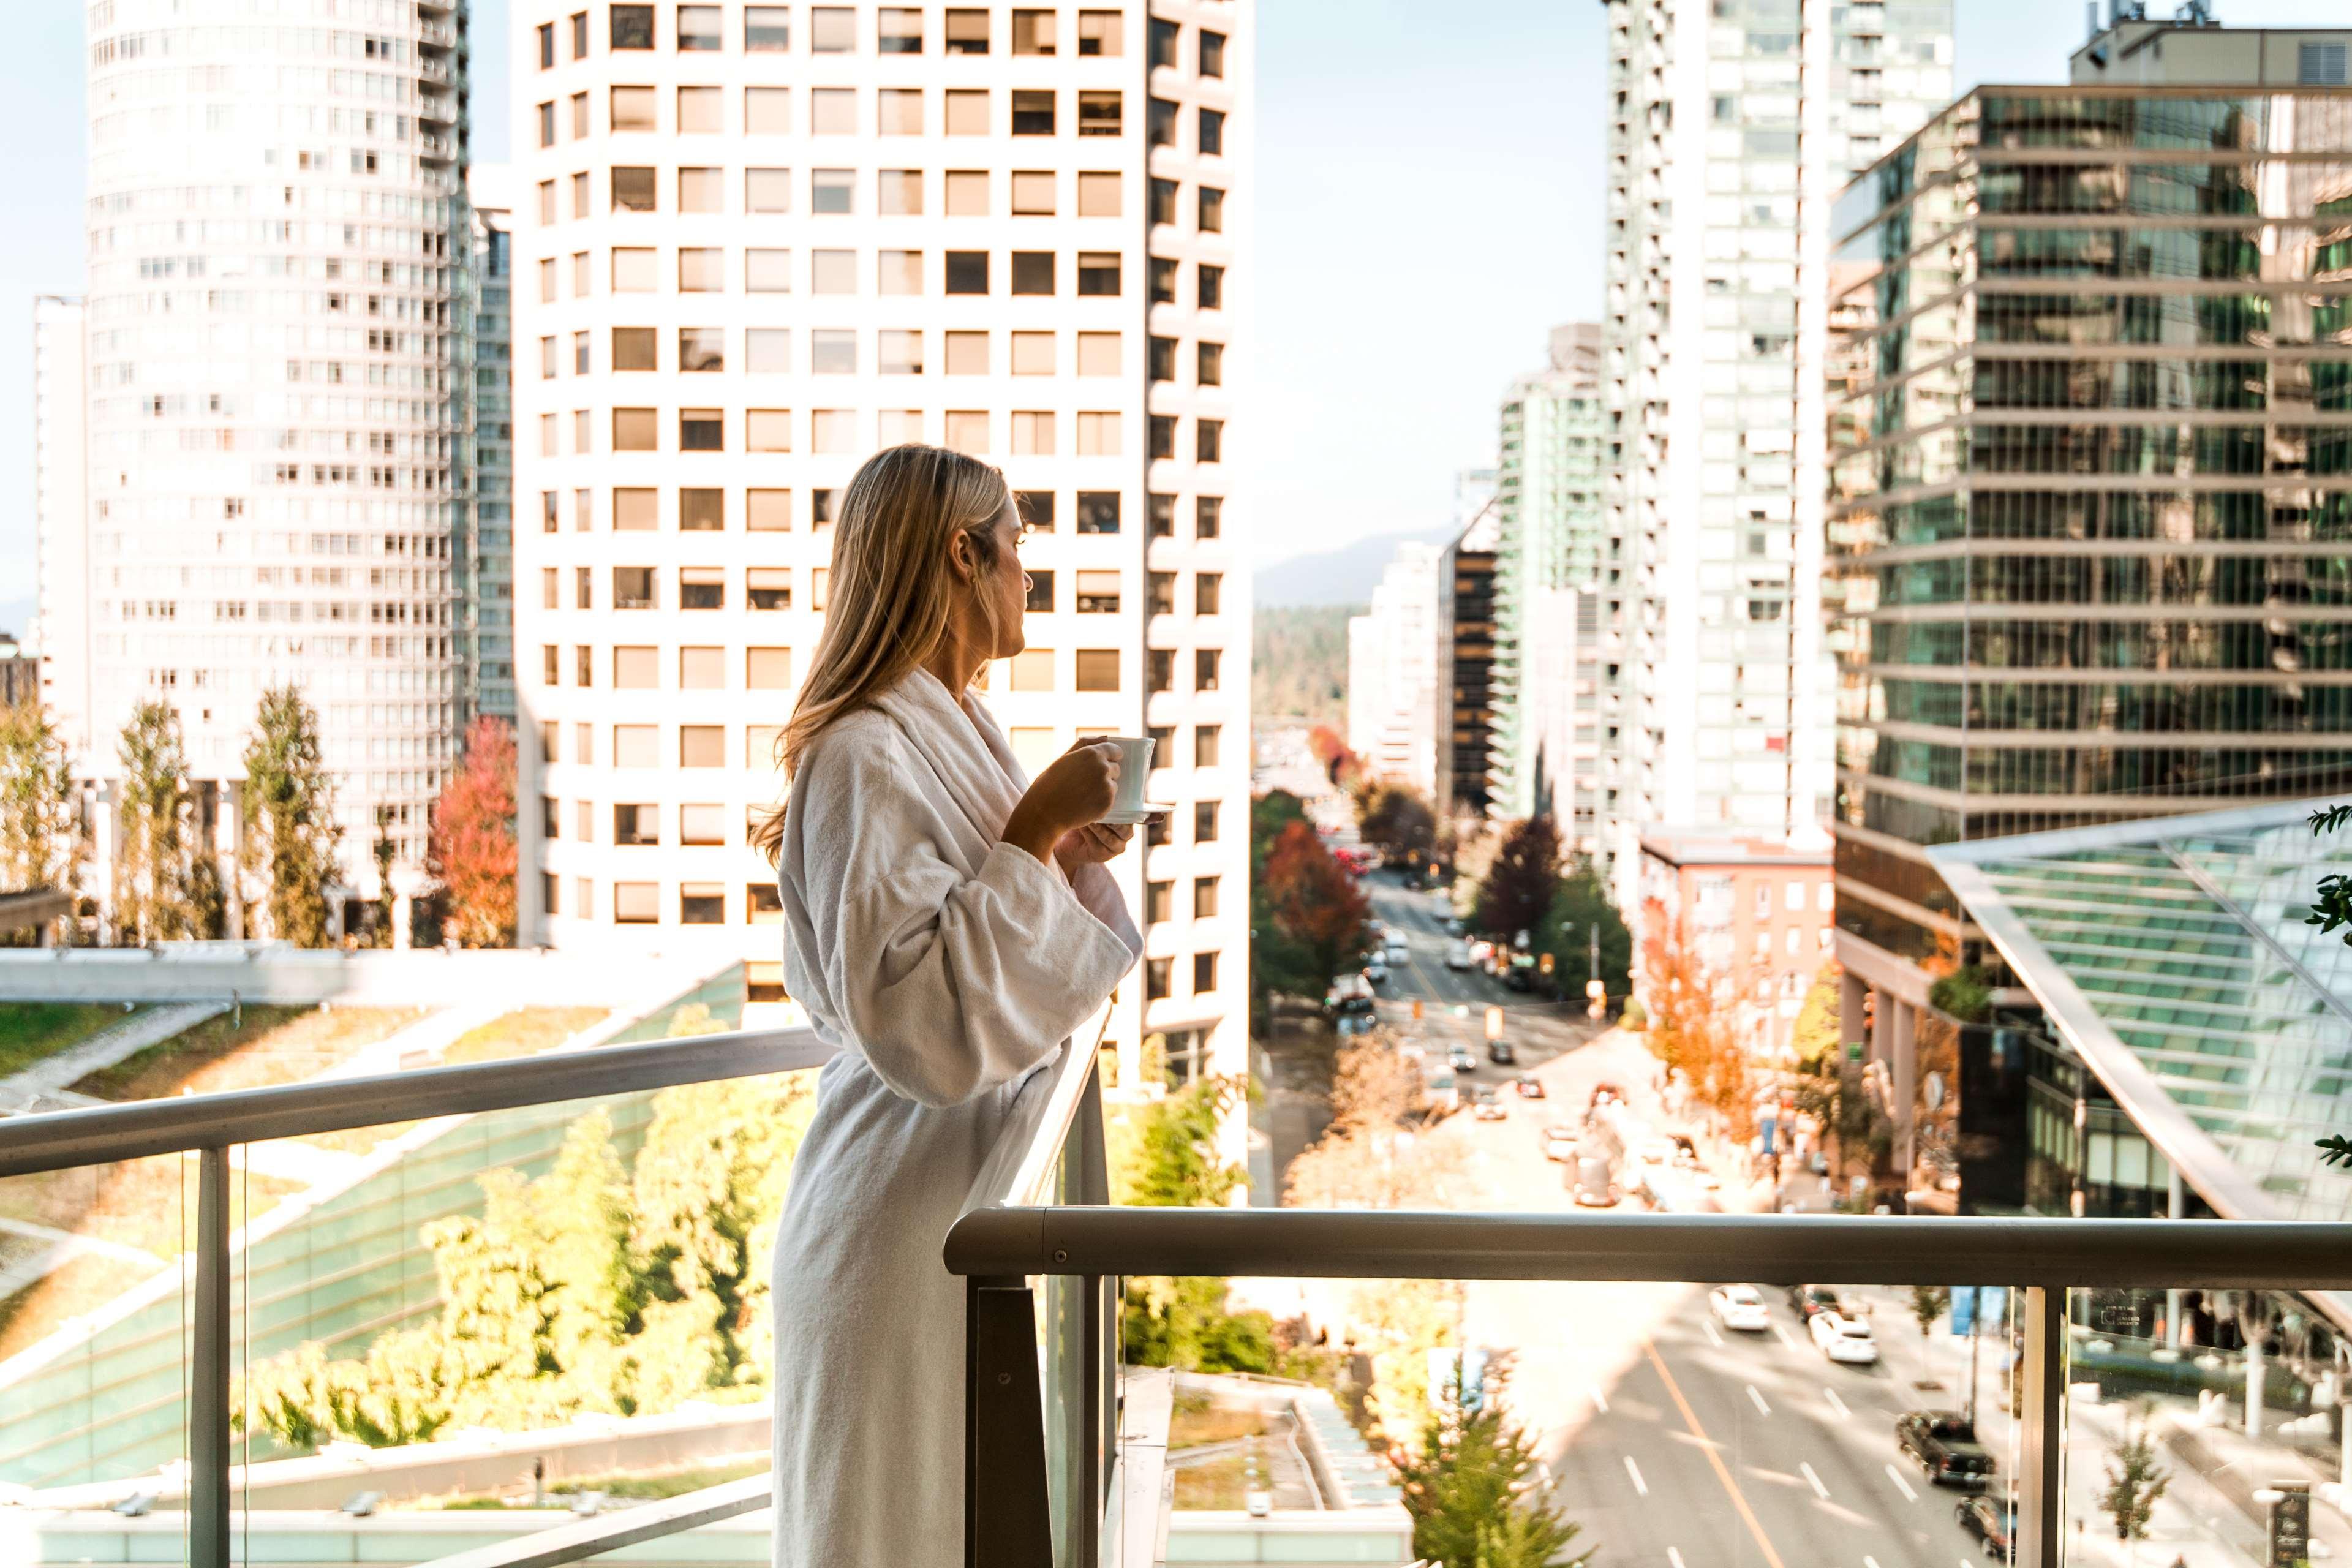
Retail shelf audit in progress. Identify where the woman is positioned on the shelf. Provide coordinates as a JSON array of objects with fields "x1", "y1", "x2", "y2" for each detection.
[{"x1": 756, "y1": 444, "x2": 1142, "y2": 1564}]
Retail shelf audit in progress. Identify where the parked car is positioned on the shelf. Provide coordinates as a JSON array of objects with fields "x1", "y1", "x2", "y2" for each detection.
[
  {"x1": 1335, "y1": 1012, "x2": 1377, "y2": 1039},
  {"x1": 1811, "y1": 1311, "x2": 1880, "y2": 1365},
  {"x1": 1896, "y1": 1411, "x2": 1997, "y2": 1489},
  {"x1": 1471, "y1": 1091, "x2": 1508, "y2": 1123},
  {"x1": 1448, "y1": 1045, "x2": 1477, "y2": 1074},
  {"x1": 1515, "y1": 1074, "x2": 1547, "y2": 1099},
  {"x1": 1570, "y1": 1155, "x2": 1619, "y2": 1208},
  {"x1": 1362, "y1": 959, "x2": 1390, "y2": 987},
  {"x1": 1446, "y1": 941, "x2": 1474, "y2": 971},
  {"x1": 1954, "y1": 1495, "x2": 2013, "y2": 1558},
  {"x1": 1540, "y1": 1123, "x2": 1581, "y2": 1163},
  {"x1": 1708, "y1": 1285, "x2": 1772, "y2": 1333},
  {"x1": 1787, "y1": 1284, "x2": 1842, "y2": 1321},
  {"x1": 1445, "y1": 916, "x2": 1466, "y2": 935},
  {"x1": 1384, "y1": 938, "x2": 1410, "y2": 965},
  {"x1": 1487, "y1": 1039, "x2": 1517, "y2": 1066}
]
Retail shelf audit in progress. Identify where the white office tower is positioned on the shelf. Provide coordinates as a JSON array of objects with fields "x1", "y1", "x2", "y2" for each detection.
[
  {"x1": 462, "y1": 165, "x2": 518, "y2": 723},
  {"x1": 33, "y1": 296, "x2": 92, "y2": 752},
  {"x1": 1487, "y1": 322, "x2": 1602, "y2": 827},
  {"x1": 512, "y1": 1, "x2": 1252, "y2": 1102},
  {"x1": 74, "y1": 0, "x2": 472, "y2": 891},
  {"x1": 1596, "y1": 0, "x2": 1950, "y2": 901},
  {"x1": 1344, "y1": 541, "x2": 1441, "y2": 796}
]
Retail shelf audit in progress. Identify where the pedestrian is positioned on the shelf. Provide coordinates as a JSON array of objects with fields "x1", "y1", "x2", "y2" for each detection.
[{"x1": 755, "y1": 446, "x2": 1144, "y2": 1567}]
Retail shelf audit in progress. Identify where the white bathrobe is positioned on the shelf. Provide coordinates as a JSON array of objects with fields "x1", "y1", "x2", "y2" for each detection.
[{"x1": 767, "y1": 669, "x2": 1141, "y2": 1567}]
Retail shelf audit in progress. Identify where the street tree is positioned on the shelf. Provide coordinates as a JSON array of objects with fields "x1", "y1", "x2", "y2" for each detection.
[
  {"x1": 2099, "y1": 1406, "x2": 2171, "y2": 1540},
  {"x1": 1471, "y1": 816, "x2": 1561, "y2": 944},
  {"x1": 1357, "y1": 783, "x2": 1438, "y2": 864},
  {"x1": 428, "y1": 714, "x2": 519, "y2": 948},
  {"x1": 1287, "y1": 1036, "x2": 1467, "y2": 1210},
  {"x1": 113, "y1": 701, "x2": 200, "y2": 944},
  {"x1": 1262, "y1": 820, "x2": 1372, "y2": 998},
  {"x1": 1392, "y1": 1359, "x2": 1589, "y2": 1568},
  {"x1": 238, "y1": 685, "x2": 342, "y2": 948},
  {"x1": 0, "y1": 699, "x2": 83, "y2": 944},
  {"x1": 1909, "y1": 1285, "x2": 1950, "y2": 1340},
  {"x1": 1641, "y1": 914, "x2": 1755, "y2": 1141},
  {"x1": 1532, "y1": 856, "x2": 1631, "y2": 1006},
  {"x1": 1113, "y1": 1076, "x2": 1281, "y2": 1374}
]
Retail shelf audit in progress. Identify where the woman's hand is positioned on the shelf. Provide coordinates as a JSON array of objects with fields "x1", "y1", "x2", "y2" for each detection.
[
  {"x1": 1002, "y1": 738, "x2": 1119, "y2": 865},
  {"x1": 1054, "y1": 820, "x2": 1134, "y2": 872}
]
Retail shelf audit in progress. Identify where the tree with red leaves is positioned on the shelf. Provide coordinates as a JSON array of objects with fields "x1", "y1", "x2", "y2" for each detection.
[
  {"x1": 1471, "y1": 815, "x2": 1562, "y2": 945},
  {"x1": 1262, "y1": 820, "x2": 1372, "y2": 998},
  {"x1": 428, "y1": 715, "x2": 518, "y2": 948}
]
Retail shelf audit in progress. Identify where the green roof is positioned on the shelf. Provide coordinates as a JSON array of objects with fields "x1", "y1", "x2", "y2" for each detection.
[{"x1": 1929, "y1": 800, "x2": 2352, "y2": 1224}]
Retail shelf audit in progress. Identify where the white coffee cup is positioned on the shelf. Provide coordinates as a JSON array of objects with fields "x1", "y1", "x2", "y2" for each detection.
[{"x1": 1100, "y1": 735, "x2": 1155, "y2": 815}]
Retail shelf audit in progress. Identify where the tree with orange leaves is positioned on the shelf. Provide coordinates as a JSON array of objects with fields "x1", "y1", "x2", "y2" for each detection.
[
  {"x1": 428, "y1": 715, "x2": 518, "y2": 948},
  {"x1": 1263, "y1": 819, "x2": 1372, "y2": 998},
  {"x1": 1639, "y1": 912, "x2": 1755, "y2": 1143}
]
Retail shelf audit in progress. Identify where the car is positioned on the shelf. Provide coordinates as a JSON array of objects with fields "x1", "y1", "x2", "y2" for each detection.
[
  {"x1": 1446, "y1": 941, "x2": 1474, "y2": 971},
  {"x1": 1362, "y1": 960, "x2": 1390, "y2": 986},
  {"x1": 1540, "y1": 1123, "x2": 1581, "y2": 1162},
  {"x1": 1445, "y1": 916, "x2": 1466, "y2": 935},
  {"x1": 1448, "y1": 1045, "x2": 1477, "y2": 1074},
  {"x1": 1787, "y1": 1284, "x2": 1842, "y2": 1320},
  {"x1": 1633, "y1": 1136, "x2": 1681, "y2": 1170},
  {"x1": 1570, "y1": 1155, "x2": 1619, "y2": 1207},
  {"x1": 1384, "y1": 938, "x2": 1411, "y2": 964},
  {"x1": 1487, "y1": 1039, "x2": 1517, "y2": 1066},
  {"x1": 1668, "y1": 1133, "x2": 1700, "y2": 1168},
  {"x1": 1708, "y1": 1285, "x2": 1772, "y2": 1332},
  {"x1": 1954, "y1": 1494, "x2": 2014, "y2": 1558},
  {"x1": 1502, "y1": 965, "x2": 1534, "y2": 993},
  {"x1": 1896, "y1": 1411, "x2": 1997, "y2": 1488},
  {"x1": 1811, "y1": 1310, "x2": 1880, "y2": 1365},
  {"x1": 1471, "y1": 1092, "x2": 1508, "y2": 1123},
  {"x1": 1515, "y1": 1074, "x2": 1547, "y2": 1099},
  {"x1": 1335, "y1": 1012, "x2": 1377, "y2": 1038},
  {"x1": 1588, "y1": 1082, "x2": 1624, "y2": 1114}
]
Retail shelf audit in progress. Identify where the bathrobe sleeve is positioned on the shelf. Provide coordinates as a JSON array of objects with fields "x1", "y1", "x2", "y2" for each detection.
[{"x1": 793, "y1": 719, "x2": 1138, "y2": 1109}]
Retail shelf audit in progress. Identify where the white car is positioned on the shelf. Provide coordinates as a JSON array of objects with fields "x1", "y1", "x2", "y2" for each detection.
[
  {"x1": 1634, "y1": 1136, "x2": 1681, "y2": 1170},
  {"x1": 1385, "y1": 938, "x2": 1410, "y2": 964},
  {"x1": 1811, "y1": 1310, "x2": 1880, "y2": 1365},
  {"x1": 1709, "y1": 1285, "x2": 1771, "y2": 1333},
  {"x1": 1446, "y1": 941, "x2": 1474, "y2": 971}
]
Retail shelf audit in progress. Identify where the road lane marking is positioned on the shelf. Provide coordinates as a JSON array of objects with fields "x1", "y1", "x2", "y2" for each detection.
[
  {"x1": 1885, "y1": 1463, "x2": 1917, "y2": 1502},
  {"x1": 1773, "y1": 1322, "x2": 1800, "y2": 1352},
  {"x1": 1746, "y1": 1382, "x2": 1771, "y2": 1417},
  {"x1": 1643, "y1": 1342, "x2": 1789, "y2": 1568},
  {"x1": 1589, "y1": 1385, "x2": 1610, "y2": 1415},
  {"x1": 1703, "y1": 1318, "x2": 1724, "y2": 1348},
  {"x1": 1801, "y1": 1461, "x2": 1829, "y2": 1500},
  {"x1": 1824, "y1": 1387, "x2": 1849, "y2": 1419},
  {"x1": 1624, "y1": 1455, "x2": 1648, "y2": 1496}
]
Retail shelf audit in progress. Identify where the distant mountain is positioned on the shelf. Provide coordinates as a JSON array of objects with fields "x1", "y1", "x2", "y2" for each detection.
[
  {"x1": 1253, "y1": 606, "x2": 1355, "y2": 728},
  {"x1": 1254, "y1": 526, "x2": 1455, "y2": 609}
]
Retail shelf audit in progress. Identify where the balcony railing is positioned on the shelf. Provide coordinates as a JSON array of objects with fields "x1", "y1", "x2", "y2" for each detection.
[{"x1": 4, "y1": 1006, "x2": 2350, "y2": 1567}]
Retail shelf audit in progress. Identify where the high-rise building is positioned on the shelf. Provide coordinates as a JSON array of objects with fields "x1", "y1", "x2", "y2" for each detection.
[
  {"x1": 1487, "y1": 323, "x2": 1603, "y2": 826},
  {"x1": 510, "y1": 1, "x2": 1251, "y2": 1104},
  {"x1": 32, "y1": 295, "x2": 91, "y2": 755},
  {"x1": 62, "y1": 1, "x2": 473, "y2": 901},
  {"x1": 461, "y1": 167, "x2": 519, "y2": 725},
  {"x1": 1597, "y1": 0, "x2": 1953, "y2": 902},
  {"x1": 1433, "y1": 505, "x2": 1499, "y2": 821},
  {"x1": 1345, "y1": 541, "x2": 1441, "y2": 796},
  {"x1": 1827, "y1": 22, "x2": 2352, "y2": 1207}
]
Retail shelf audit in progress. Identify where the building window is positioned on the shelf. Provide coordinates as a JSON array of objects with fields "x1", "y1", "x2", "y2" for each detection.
[
  {"x1": 946, "y1": 89, "x2": 990, "y2": 134},
  {"x1": 1150, "y1": 178, "x2": 1177, "y2": 227},
  {"x1": 1147, "y1": 97, "x2": 1176, "y2": 147},
  {"x1": 746, "y1": 248, "x2": 792, "y2": 292},
  {"x1": 1193, "y1": 953, "x2": 1217, "y2": 994},
  {"x1": 1080, "y1": 9, "x2": 1123, "y2": 55},
  {"x1": 1149, "y1": 416, "x2": 1175, "y2": 461},
  {"x1": 1194, "y1": 875, "x2": 1219, "y2": 918},
  {"x1": 748, "y1": 646, "x2": 793, "y2": 688},
  {"x1": 1199, "y1": 108, "x2": 1225, "y2": 157},
  {"x1": 680, "y1": 407, "x2": 723, "y2": 450},
  {"x1": 614, "y1": 803, "x2": 660, "y2": 846},
  {"x1": 611, "y1": 84, "x2": 657, "y2": 131},
  {"x1": 944, "y1": 330, "x2": 989, "y2": 374},
  {"x1": 1142, "y1": 494, "x2": 1172, "y2": 539},
  {"x1": 612, "y1": 326, "x2": 656, "y2": 370},
  {"x1": 613, "y1": 246, "x2": 657, "y2": 290},
  {"x1": 614, "y1": 883, "x2": 659, "y2": 925},
  {"x1": 680, "y1": 726, "x2": 725, "y2": 768},
  {"x1": 612, "y1": 167, "x2": 657, "y2": 211},
  {"x1": 880, "y1": 6, "x2": 923, "y2": 52},
  {"x1": 1077, "y1": 412, "x2": 1119, "y2": 456},
  {"x1": 613, "y1": 408, "x2": 657, "y2": 450},
  {"x1": 880, "y1": 330, "x2": 924, "y2": 375},
  {"x1": 812, "y1": 329, "x2": 857, "y2": 374},
  {"x1": 1196, "y1": 496, "x2": 1221, "y2": 538},
  {"x1": 1142, "y1": 571, "x2": 1172, "y2": 616},
  {"x1": 1195, "y1": 649, "x2": 1220, "y2": 691},
  {"x1": 538, "y1": 100, "x2": 557, "y2": 148},
  {"x1": 746, "y1": 408, "x2": 792, "y2": 452},
  {"x1": 1011, "y1": 410, "x2": 1054, "y2": 454},
  {"x1": 681, "y1": 885, "x2": 726, "y2": 924},
  {"x1": 748, "y1": 489, "x2": 792, "y2": 531},
  {"x1": 610, "y1": 4, "x2": 655, "y2": 50},
  {"x1": 812, "y1": 168, "x2": 854, "y2": 214},
  {"x1": 578, "y1": 646, "x2": 595, "y2": 685},
  {"x1": 1074, "y1": 650, "x2": 1120, "y2": 692},
  {"x1": 1147, "y1": 15, "x2": 1177, "y2": 67},
  {"x1": 1024, "y1": 570, "x2": 1055, "y2": 613},
  {"x1": 678, "y1": 4, "x2": 722, "y2": 50},
  {"x1": 1077, "y1": 491, "x2": 1120, "y2": 534},
  {"x1": 680, "y1": 646, "x2": 725, "y2": 688},
  {"x1": 812, "y1": 412, "x2": 856, "y2": 453},
  {"x1": 1196, "y1": 573, "x2": 1222, "y2": 616},
  {"x1": 1076, "y1": 252, "x2": 1121, "y2": 296},
  {"x1": 945, "y1": 251, "x2": 989, "y2": 294},
  {"x1": 1148, "y1": 337, "x2": 1176, "y2": 383},
  {"x1": 538, "y1": 21, "x2": 556, "y2": 66},
  {"x1": 679, "y1": 802, "x2": 727, "y2": 846},
  {"x1": 1200, "y1": 29, "x2": 1226, "y2": 77},
  {"x1": 748, "y1": 567, "x2": 792, "y2": 610},
  {"x1": 811, "y1": 87, "x2": 856, "y2": 135},
  {"x1": 1012, "y1": 90, "x2": 1056, "y2": 135},
  {"x1": 1197, "y1": 342, "x2": 1224, "y2": 386},
  {"x1": 1079, "y1": 91, "x2": 1123, "y2": 137},
  {"x1": 1076, "y1": 570, "x2": 1121, "y2": 613},
  {"x1": 614, "y1": 486, "x2": 657, "y2": 530},
  {"x1": 1017, "y1": 489, "x2": 1054, "y2": 531},
  {"x1": 1011, "y1": 251, "x2": 1054, "y2": 295},
  {"x1": 1148, "y1": 259, "x2": 1178, "y2": 307},
  {"x1": 1199, "y1": 264, "x2": 1224, "y2": 310},
  {"x1": 679, "y1": 326, "x2": 725, "y2": 373},
  {"x1": 2302, "y1": 42, "x2": 2348, "y2": 85},
  {"x1": 1194, "y1": 802, "x2": 1219, "y2": 843},
  {"x1": 613, "y1": 566, "x2": 657, "y2": 609},
  {"x1": 748, "y1": 85, "x2": 791, "y2": 132},
  {"x1": 1146, "y1": 881, "x2": 1172, "y2": 923},
  {"x1": 745, "y1": 166, "x2": 793, "y2": 213},
  {"x1": 944, "y1": 7, "x2": 989, "y2": 53},
  {"x1": 812, "y1": 6, "x2": 854, "y2": 51},
  {"x1": 1146, "y1": 958, "x2": 1172, "y2": 1002},
  {"x1": 679, "y1": 486, "x2": 725, "y2": 532},
  {"x1": 1199, "y1": 187, "x2": 1224, "y2": 233},
  {"x1": 1196, "y1": 419, "x2": 1224, "y2": 462},
  {"x1": 1014, "y1": 9, "x2": 1055, "y2": 53},
  {"x1": 745, "y1": 5, "x2": 789, "y2": 50},
  {"x1": 1011, "y1": 170, "x2": 1055, "y2": 215},
  {"x1": 614, "y1": 645, "x2": 658, "y2": 688},
  {"x1": 748, "y1": 884, "x2": 785, "y2": 925},
  {"x1": 680, "y1": 566, "x2": 725, "y2": 609}
]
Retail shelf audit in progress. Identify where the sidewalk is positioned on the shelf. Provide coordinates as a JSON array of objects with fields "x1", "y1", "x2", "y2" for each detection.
[{"x1": 0, "y1": 1002, "x2": 228, "y2": 1115}]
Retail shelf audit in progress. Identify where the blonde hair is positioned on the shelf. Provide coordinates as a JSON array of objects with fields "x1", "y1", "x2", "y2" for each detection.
[{"x1": 752, "y1": 443, "x2": 1013, "y2": 864}]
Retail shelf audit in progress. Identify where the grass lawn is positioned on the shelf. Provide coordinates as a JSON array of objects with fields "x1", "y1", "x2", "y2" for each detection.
[
  {"x1": 1172, "y1": 1452, "x2": 1259, "y2": 1510},
  {"x1": 0, "y1": 1158, "x2": 302, "y2": 1259},
  {"x1": 0, "y1": 1250, "x2": 165, "y2": 1366},
  {"x1": 1170, "y1": 1400, "x2": 1269, "y2": 1449},
  {"x1": 440, "y1": 1007, "x2": 611, "y2": 1066},
  {"x1": 72, "y1": 1003, "x2": 426, "y2": 1101},
  {"x1": 0, "y1": 1003, "x2": 140, "y2": 1080},
  {"x1": 418, "y1": 1456, "x2": 771, "y2": 1510}
]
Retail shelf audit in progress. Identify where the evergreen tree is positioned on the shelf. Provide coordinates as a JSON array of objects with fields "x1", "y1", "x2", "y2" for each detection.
[
  {"x1": 1471, "y1": 816, "x2": 1562, "y2": 945},
  {"x1": 0, "y1": 698, "x2": 83, "y2": 944},
  {"x1": 1393, "y1": 1362, "x2": 1589, "y2": 1568},
  {"x1": 238, "y1": 685, "x2": 342, "y2": 948},
  {"x1": 428, "y1": 714, "x2": 518, "y2": 948},
  {"x1": 114, "y1": 701, "x2": 198, "y2": 944},
  {"x1": 1532, "y1": 856, "x2": 1631, "y2": 1007}
]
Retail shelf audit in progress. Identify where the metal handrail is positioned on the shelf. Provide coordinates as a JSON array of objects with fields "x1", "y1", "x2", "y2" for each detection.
[{"x1": 0, "y1": 1025, "x2": 833, "y2": 1177}]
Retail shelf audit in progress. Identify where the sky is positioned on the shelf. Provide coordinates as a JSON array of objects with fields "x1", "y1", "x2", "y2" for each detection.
[{"x1": 0, "y1": 0, "x2": 2337, "y2": 609}]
